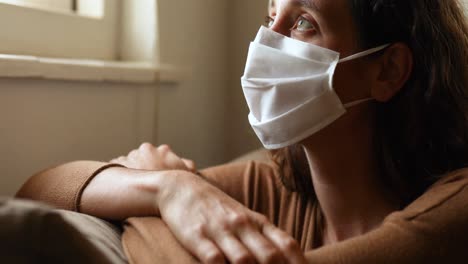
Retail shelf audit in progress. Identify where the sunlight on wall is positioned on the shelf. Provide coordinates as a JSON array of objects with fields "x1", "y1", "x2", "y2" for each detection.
[
  {"x1": 77, "y1": 0, "x2": 104, "y2": 18},
  {"x1": 463, "y1": 0, "x2": 468, "y2": 17}
]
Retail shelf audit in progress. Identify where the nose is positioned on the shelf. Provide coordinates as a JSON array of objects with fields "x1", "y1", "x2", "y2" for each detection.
[{"x1": 269, "y1": 19, "x2": 291, "y2": 37}]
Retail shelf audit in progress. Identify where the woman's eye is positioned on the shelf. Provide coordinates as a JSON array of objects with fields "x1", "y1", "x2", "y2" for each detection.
[
  {"x1": 293, "y1": 17, "x2": 314, "y2": 32},
  {"x1": 264, "y1": 16, "x2": 275, "y2": 28}
]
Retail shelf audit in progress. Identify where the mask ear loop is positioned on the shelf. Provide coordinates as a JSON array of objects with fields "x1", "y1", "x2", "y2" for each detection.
[
  {"x1": 339, "y1": 44, "x2": 391, "y2": 108},
  {"x1": 343, "y1": 98, "x2": 374, "y2": 108},
  {"x1": 339, "y1": 44, "x2": 391, "y2": 63}
]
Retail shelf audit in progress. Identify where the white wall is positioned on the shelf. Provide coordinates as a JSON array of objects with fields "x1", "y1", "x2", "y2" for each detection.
[{"x1": 120, "y1": 0, "x2": 157, "y2": 62}]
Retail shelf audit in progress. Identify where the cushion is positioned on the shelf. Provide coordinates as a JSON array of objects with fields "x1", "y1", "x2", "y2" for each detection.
[{"x1": 0, "y1": 197, "x2": 127, "y2": 263}]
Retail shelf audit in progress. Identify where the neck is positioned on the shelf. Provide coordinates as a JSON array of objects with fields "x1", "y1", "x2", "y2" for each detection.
[{"x1": 302, "y1": 104, "x2": 398, "y2": 245}]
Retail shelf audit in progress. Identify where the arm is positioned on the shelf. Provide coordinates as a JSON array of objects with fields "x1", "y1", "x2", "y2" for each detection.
[
  {"x1": 17, "y1": 144, "x2": 306, "y2": 264},
  {"x1": 80, "y1": 166, "x2": 165, "y2": 220},
  {"x1": 110, "y1": 143, "x2": 283, "y2": 219},
  {"x1": 83, "y1": 165, "x2": 306, "y2": 264},
  {"x1": 16, "y1": 143, "x2": 194, "y2": 216},
  {"x1": 16, "y1": 161, "x2": 122, "y2": 212}
]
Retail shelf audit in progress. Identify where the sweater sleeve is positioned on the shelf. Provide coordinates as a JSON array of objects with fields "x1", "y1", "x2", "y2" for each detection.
[
  {"x1": 304, "y1": 168, "x2": 468, "y2": 263},
  {"x1": 121, "y1": 161, "x2": 288, "y2": 264},
  {"x1": 16, "y1": 161, "x2": 123, "y2": 212},
  {"x1": 199, "y1": 161, "x2": 285, "y2": 220}
]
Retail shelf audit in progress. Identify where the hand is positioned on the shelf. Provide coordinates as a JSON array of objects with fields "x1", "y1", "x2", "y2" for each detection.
[
  {"x1": 156, "y1": 171, "x2": 307, "y2": 264},
  {"x1": 110, "y1": 143, "x2": 196, "y2": 172}
]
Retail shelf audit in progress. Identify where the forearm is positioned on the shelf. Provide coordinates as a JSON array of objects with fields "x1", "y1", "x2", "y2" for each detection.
[
  {"x1": 80, "y1": 167, "x2": 174, "y2": 220},
  {"x1": 16, "y1": 161, "x2": 120, "y2": 211}
]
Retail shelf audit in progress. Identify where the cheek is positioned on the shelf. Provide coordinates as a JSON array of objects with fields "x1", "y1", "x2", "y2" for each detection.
[{"x1": 332, "y1": 62, "x2": 373, "y2": 103}]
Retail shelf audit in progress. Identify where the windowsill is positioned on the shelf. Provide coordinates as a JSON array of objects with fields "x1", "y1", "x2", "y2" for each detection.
[
  {"x1": 0, "y1": 2, "x2": 100, "y2": 19},
  {"x1": 0, "y1": 54, "x2": 179, "y2": 84}
]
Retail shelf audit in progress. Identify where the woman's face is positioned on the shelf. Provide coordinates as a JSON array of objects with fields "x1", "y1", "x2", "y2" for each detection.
[{"x1": 268, "y1": 0, "x2": 377, "y2": 104}]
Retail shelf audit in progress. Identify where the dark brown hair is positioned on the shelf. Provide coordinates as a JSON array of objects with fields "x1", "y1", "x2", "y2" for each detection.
[{"x1": 272, "y1": 0, "x2": 468, "y2": 206}]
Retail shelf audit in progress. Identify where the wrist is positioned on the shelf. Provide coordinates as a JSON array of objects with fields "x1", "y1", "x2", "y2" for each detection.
[
  {"x1": 150, "y1": 170, "x2": 192, "y2": 215},
  {"x1": 81, "y1": 167, "x2": 180, "y2": 219}
]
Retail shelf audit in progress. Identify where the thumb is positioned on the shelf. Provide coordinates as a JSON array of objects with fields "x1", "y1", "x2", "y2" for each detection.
[{"x1": 182, "y1": 158, "x2": 197, "y2": 172}]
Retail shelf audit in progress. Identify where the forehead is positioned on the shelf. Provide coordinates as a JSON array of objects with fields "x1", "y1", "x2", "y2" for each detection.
[{"x1": 270, "y1": 0, "x2": 348, "y2": 15}]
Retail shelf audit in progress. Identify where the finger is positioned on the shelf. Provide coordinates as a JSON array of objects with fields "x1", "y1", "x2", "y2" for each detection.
[
  {"x1": 237, "y1": 227, "x2": 286, "y2": 264},
  {"x1": 182, "y1": 158, "x2": 196, "y2": 172},
  {"x1": 157, "y1": 144, "x2": 171, "y2": 153},
  {"x1": 163, "y1": 149, "x2": 190, "y2": 169},
  {"x1": 139, "y1": 142, "x2": 155, "y2": 152},
  {"x1": 262, "y1": 224, "x2": 305, "y2": 264},
  {"x1": 128, "y1": 149, "x2": 138, "y2": 157},
  {"x1": 213, "y1": 233, "x2": 255, "y2": 264},
  {"x1": 156, "y1": 144, "x2": 186, "y2": 167},
  {"x1": 190, "y1": 238, "x2": 226, "y2": 264},
  {"x1": 110, "y1": 156, "x2": 126, "y2": 164}
]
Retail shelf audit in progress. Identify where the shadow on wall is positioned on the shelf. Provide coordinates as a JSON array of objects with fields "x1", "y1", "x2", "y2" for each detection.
[{"x1": 226, "y1": 0, "x2": 268, "y2": 159}]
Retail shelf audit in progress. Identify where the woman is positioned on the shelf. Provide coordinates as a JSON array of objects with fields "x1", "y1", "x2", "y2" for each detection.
[{"x1": 17, "y1": 0, "x2": 468, "y2": 263}]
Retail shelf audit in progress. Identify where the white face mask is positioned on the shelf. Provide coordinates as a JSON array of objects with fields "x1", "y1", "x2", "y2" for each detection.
[{"x1": 241, "y1": 26, "x2": 389, "y2": 149}]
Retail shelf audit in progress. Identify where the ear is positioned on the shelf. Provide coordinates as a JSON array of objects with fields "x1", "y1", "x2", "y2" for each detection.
[{"x1": 371, "y1": 42, "x2": 413, "y2": 102}]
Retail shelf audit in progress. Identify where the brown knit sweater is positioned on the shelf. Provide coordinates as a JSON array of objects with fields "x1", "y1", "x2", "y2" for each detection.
[{"x1": 16, "y1": 161, "x2": 468, "y2": 263}]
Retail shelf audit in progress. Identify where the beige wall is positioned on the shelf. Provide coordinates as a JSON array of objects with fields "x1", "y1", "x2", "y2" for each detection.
[
  {"x1": 156, "y1": 0, "x2": 268, "y2": 163},
  {"x1": 226, "y1": 0, "x2": 268, "y2": 159},
  {"x1": 156, "y1": 0, "x2": 230, "y2": 167},
  {"x1": 464, "y1": 0, "x2": 468, "y2": 16},
  {"x1": 0, "y1": 79, "x2": 157, "y2": 196}
]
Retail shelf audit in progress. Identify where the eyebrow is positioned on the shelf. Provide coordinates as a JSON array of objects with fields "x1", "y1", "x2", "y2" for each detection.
[{"x1": 290, "y1": 0, "x2": 320, "y2": 12}]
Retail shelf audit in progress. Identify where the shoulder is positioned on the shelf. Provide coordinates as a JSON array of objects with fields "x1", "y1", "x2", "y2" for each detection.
[
  {"x1": 399, "y1": 167, "x2": 468, "y2": 219},
  {"x1": 430, "y1": 167, "x2": 468, "y2": 188},
  {"x1": 384, "y1": 167, "x2": 468, "y2": 239},
  {"x1": 364, "y1": 168, "x2": 468, "y2": 260}
]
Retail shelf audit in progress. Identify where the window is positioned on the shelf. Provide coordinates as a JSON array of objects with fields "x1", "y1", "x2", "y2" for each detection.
[
  {"x1": 0, "y1": 0, "x2": 118, "y2": 60},
  {"x1": 0, "y1": 0, "x2": 104, "y2": 17},
  {"x1": 0, "y1": 0, "x2": 75, "y2": 12}
]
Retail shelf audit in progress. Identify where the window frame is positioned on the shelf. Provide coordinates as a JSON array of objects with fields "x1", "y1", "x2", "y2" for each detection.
[{"x1": 0, "y1": 0, "x2": 120, "y2": 60}]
